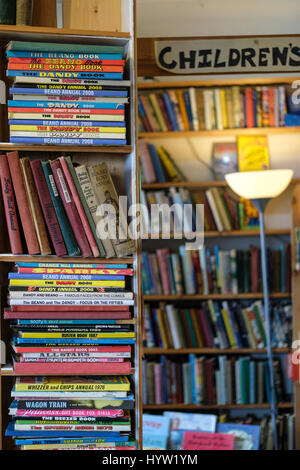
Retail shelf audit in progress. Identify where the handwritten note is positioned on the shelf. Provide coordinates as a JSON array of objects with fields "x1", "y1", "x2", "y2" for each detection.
[{"x1": 183, "y1": 431, "x2": 235, "y2": 450}]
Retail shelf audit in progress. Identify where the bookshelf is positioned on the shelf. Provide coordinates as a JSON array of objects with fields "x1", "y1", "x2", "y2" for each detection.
[
  {"x1": 138, "y1": 75, "x2": 294, "y2": 432},
  {"x1": 0, "y1": 0, "x2": 143, "y2": 451}
]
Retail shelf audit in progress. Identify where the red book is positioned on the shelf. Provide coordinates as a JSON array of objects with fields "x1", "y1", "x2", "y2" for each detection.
[
  {"x1": 286, "y1": 352, "x2": 300, "y2": 381},
  {"x1": 9, "y1": 58, "x2": 125, "y2": 66},
  {"x1": 8, "y1": 64, "x2": 123, "y2": 72},
  {"x1": 156, "y1": 93, "x2": 173, "y2": 131},
  {"x1": 268, "y1": 87, "x2": 276, "y2": 127},
  {"x1": 204, "y1": 358, "x2": 215, "y2": 404},
  {"x1": 14, "y1": 345, "x2": 131, "y2": 354},
  {"x1": 197, "y1": 309, "x2": 214, "y2": 348},
  {"x1": 10, "y1": 305, "x2": 129, "y2": 312},
  {"x1": 4, "y1": 309, "x2": 131, "y2": 320},
  {"x1": 8, "y1": 107, "x2": 124, "y2": 115},
  {"x1": 245, "y1": 87, "x2": 255, "y2": 128},
  {"x1": 156, "y1": 249, "x2": 171, "y2": 294},
  {"x1": 6, "y1": 151, "x2": 40, "y2": 254},
  {"x1": 13, "y1": 360, "x2": 131, "y2": 375},
  {"x1": 30, "y1": 159, "x2": 67, "y2": 256},
  {"x1": 59, "y1": 156, "x2": 99, "y2": 257},
  {"x1": 0, "y1": 154, "x2": 22, "y2": 254},
  {"x1": 222, "y1": 191, "x2": 239, "y2": 230},
  {"x1": 50, "y1": 159, "x2": 92, "y2": 257},
  {"x1": 199, "y1": 190, "x2": 217, "y2": 231}
]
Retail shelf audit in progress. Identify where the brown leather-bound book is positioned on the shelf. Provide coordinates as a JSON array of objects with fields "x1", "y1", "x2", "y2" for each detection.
[
  {"x1": 20, "y1": 158, "x2": 51, "y2": 256},
  {"x1": 0, "y1": 154, "x2": 23, "y2": 254},
  {"x1": 6, "y1": 151, "x2": 40, "y2": 254},
  {"x1": 199, "y1": 190, "x2": 218, "y2": 231},
  {"x1": 190, "y1": 308, "x2": 204, "y2": 347}
]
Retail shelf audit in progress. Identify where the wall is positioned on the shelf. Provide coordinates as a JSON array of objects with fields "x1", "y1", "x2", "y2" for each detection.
[{"x1": 136, "y1": 0, "x2": 300, "y2": 229}]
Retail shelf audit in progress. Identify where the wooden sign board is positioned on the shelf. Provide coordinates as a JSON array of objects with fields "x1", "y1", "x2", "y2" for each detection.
[{"x1": 138, "y1": 35, "x2": 300, "y2": 77}]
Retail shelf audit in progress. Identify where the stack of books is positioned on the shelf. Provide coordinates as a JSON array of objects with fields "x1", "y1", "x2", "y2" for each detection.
[
  {"x1": 143, "y1": 354, "x2": 290, "y2": 406},
  {"x1": 6, "y1": 376, "x2": 136, "y2": 450},
  {"x1": 141, "y1": 245, "x2": 291, "y2": 296},
  {"x1": 5, "y1": 261, "x2": 135, "y2": 375},
  {"x1": 0, "y1": 152, "x2": 135, "y2": 257},
  {"x1": 138, "y1": 85, "x2": 288, "y2": 132},
  {"x1": 143, "y1": 300, "x2": 292, "y2": 350},
  {"x1": 6, "y1": 40, "x2": 129, "y2": 146}
]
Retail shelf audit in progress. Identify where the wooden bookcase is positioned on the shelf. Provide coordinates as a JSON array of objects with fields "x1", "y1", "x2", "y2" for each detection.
[
  {"x1": 0, "y1": 0, "x2": 143, "y2": 451},
  {"x1": 138, "y1": 76, "x2": 296, "y2": 437}
]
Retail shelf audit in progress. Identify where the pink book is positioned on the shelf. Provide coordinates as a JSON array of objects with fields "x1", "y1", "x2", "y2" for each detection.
[
  {"x1": 13, "y1": 360, "x2": 131, "y2": 375},
  {"x1": 138, "y1": 140, "x2": 156, "y2": 183},
  {"x1": 197, "y1": 309, "x2": 214, "y2": 348},
  {"x1": 50, "y1": 159, "x2": 92, "y2": 257},
  {"x1": 10, "y1": 305, "x2": 129, "y2": 312},
  {"x1": 59, "y1": 157, "x2": 99, "y2": 257},
  {"x1": 14, "y1": 345, "x2": 131, "y2": 354},
  {"x1": 148, "y1": 253, "x2": 159, "y2": 294},
  {"x1": 19, "y1": 358, "x2": 125, "y2": 363},
  {"x1": 15, "y1": 409, "x2": 124, "y2": 418},
  {"x1": 4, "y1": 310, "x2": 131, "y2": 320},
  {"x1": 156, "y1": 248, "x2": 171, "y2": 294}
]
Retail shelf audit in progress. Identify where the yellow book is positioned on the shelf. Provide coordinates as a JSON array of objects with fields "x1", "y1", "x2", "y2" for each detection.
[
  {"x1": 237, "y1": 135, "x2": 270, "y2": 172},
  {"x1": 220, "y1": 89, "x2": 228, "y2": 129},
  {"x1": 156, "y1": 146, "x2": 180, "y2": 182},
  {"x1": 221, "y1": 308, "x2": 237, "y2": 349},
  {"x1": 148, "y1": 93, "x2": 168, "y2": 132},
  {"x1": 10, "y1": 125, "x2": 126, "y2": 133},
  {"x1": 156, "y1": 308, "x2": 169, "y2": 348},
  {"x1": 9, "y1": 279, "x2": 125, "y2": 287},
  {"x1": 26, "y1": 268, "x2": 132, "y2": 275},
  {"x1": 19, "y1": 332, "x2": 135, "y2": 338},
  {"x1": 14, "y1": 376, "x2": 130, "y2": 392},
  {"x1": 176, "y1": 90, "x2": 190, "y2": 130}
]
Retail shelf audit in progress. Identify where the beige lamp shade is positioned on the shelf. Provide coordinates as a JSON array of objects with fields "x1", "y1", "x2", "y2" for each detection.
[{"x1": 225, "y1": 169, "x2": 294, "y2": 200}]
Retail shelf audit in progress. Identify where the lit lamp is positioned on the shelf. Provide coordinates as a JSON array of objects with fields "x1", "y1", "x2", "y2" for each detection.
[{"x1": 225, "y1": 169, "x2": 293, "y2": 451}]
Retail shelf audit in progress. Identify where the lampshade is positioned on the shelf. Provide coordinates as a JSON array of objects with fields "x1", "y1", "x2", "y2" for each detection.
[{"x1": 225, "y1": 169, "x2": 293, "y2": 200}]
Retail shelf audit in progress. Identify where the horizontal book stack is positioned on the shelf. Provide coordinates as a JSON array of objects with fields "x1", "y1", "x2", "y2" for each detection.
[
  {"x1": 143, "y1": 300, "x2": 292, "y2": 350},
  {"x1": 5, "y1": 261, "x2": 135, "y2": 375},
  {"x1": 0, "y1": 151, "x2": 135, "y2": 257},
  {"x1": 6, "y1": 40, "x2": 129, "y2": 146},
  {"x1": 143, "y1": 354, "x2": 290, "y2": 406},
  {"x1": 141, "y1": 245, "x2": 291, "y2": 296},
  {"x1": 138, "y1": 85, "x2": 288, "y2": 132},
  {"x1": 141, "y1": 185, "x2": 262, "y2": 233},
  {"x1": 139, "y1": 140, "x2": 187, "y2": 183},
  {"x1": 6, "y1": 376, "x2": 136, "y2": 450}
]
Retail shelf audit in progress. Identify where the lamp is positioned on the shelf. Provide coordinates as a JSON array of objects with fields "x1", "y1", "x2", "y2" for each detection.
[{"x1": 225, "y1": 169, "x2": 293, "y2": 451}]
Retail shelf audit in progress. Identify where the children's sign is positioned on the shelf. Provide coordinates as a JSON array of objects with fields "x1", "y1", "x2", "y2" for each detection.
[{"x1": 183, "y1": 431, "x2": 235, "y2": 450}]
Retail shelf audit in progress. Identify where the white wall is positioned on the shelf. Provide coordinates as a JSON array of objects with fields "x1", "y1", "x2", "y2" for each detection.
[{"x1": 136, "y1": 0, "x2": 300, "y2": 229}]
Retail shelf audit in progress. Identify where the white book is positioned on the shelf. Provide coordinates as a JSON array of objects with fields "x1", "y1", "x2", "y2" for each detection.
[
  {"x1": 12, "y1": 94, "x2": 129, "y2": 104},
  {"x1": 179, "y1": 245, "x2": 196, "y2": 295},
  {"x1": 9, "y1": 299, "x2": 134, "y2": 306},
  {"x1": 14, "y1": 423, "x2": 130, "y2": 432},
  {"x1": 8, "y1": 112, "x2": 124, "y2": 121},
  {"x1": 199, "y1": 247, "x2": 209, "y2": 295},
  {"x1": 205, "y1": 189, "x2": 224, "y2": 232},
  {"x1": 10, "y1": 131, "x2": 125, "y2": 139},
  {"x1": 14, "y1": 76, "x2": 131, "y2": 86},
  {"x1": 203, "y1": 89, "x2": 213, "y2": 130},
  {"x1": 214, "y1": 89, "x2": 223, "y2": 130},
  {"x1": 165, "y1": 304, "x2": 181, "y2": 349},
  {"x1": 9, "y1": 291, "x2": 133, "y2": 299},
  {"x1": 188, "y1": 87, "x2": 199, "y2": 131},
  {"x1": 11, "y1": 390, "x2": 128, "y2": 398}
]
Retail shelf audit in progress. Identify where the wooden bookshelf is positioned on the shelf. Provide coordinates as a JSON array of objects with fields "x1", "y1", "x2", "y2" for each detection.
[
  {"x1": 143, "y1": 348, "x2": 291, "y2": 355},
  {"x1": 142, "y1": 229, "x2": 291, "y2": 239},
  {"x1": 144, "y1": 292, "x2": 291, "y2": 301},
  {"x1": 139, "y1": 127, "x2": 300, "y2": 139},
  {"x1": 141, "y1": 179, "x2": 300, "y2": 190},
  {"x1": 0, "y1": 0, "x2": 143, "y2": 451},
  {"x1": 143, "y1": 403, "x2": 293, "y2": 410}
]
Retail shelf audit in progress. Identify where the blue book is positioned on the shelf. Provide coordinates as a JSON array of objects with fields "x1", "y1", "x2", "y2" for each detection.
[
  {"x1": 9, "y1": 273, "x2": 124, "y2": 281},
  {"x1": 10, "y1": 88, "x2": 128, "y2": 97},
  {"x1": 152, "y1": 309, "x2": 163, "y2": 348},
  {"x1": 8, "y1": 100, "x2": 124, "y2": 109},
  {"x1": 217, "y1": 423, "x2": 260, "y2": 450},
  {"x1": 16, "y1": 319, "x2": 124, "y2": 325},
  {"x1": 189, "y1": 354, "x2": 197, "y2": 404},
  {"x1": 212, "y1": 301, "x2": 230, "y2": 349},
  {"x1": 6, "y1": 421, "x2": 120, "y2": 438},
  {"x1": 143, "y1": 414, "x2": 170, "y2": 450},
  {"x1": 167, "y1": 255, "x2": 176, "y2": 295},
  {"x1": 160, "y1": 355, "x2": 167, "y2": 403},
  {"x1": 14, "y1": 338, "x2": 136, "y2": 345},
  {"x1": 15, "y1": 262, "x2": 128, "y2": 269},
  {"x1": 7, "y1": 71, "x2": 123, "y2": 79},
  {"x1": 9, "y1": 119, "x2": 125, "y2": 127},
  {"x1": 162, "y1": 92, "x2": 178, "y2": 130},
  {"x1": 285, "y1": 113, "x2": 300, "y2": 126},
  {"x1": 183, "y1": 91, "x2": 193, "y2": 130},
  {"x1": 6, "y1": 51, "x2": 123, "y2": 59},
  {"x1": 148, "y1": 143, "x2": 166, "y2": 182},
  {"x1": 142, "y1": 253, "x2": 154, "y2": 294},
  {"x1": 10, "y1": 137, "x2": 126, "y2": 145},
  {"x1": 15, "y1": 436, "x2": 129, "y2": 446}
]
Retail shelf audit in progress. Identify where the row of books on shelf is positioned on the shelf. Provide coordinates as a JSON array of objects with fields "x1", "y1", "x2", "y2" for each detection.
[
  {"x1": 6, "y1": 40, "x2": 130, "y2": 146},
  {"x1": 143, "y1": 411, "x2": 294, "y2": 450},
  {"x1": 142, "y1": 354, "x2": 291, "y2": 406},
  {"x1": 6, "y1": 376, "x2": 136, "y2": 451},
  {"x1": 141, "y1": 245, "x2": 291, "y2": 296},
  {"x1": 141, "y1": 185, "x2": 260, "y2": 233},
  {"x1": 137, "y1": 85, "x2": 297, "y2": 133},
  {"x1": 0, "y1": 151, "x2": 134, "y2": 257},
  {"x1": 143, "y1": 300, "x2": 292, "y2": 350}
]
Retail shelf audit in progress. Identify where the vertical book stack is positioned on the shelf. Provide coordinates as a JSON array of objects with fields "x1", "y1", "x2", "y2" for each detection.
[
  {"x1": 4, "y1": 261, "x2": 136, "y2": 450},
  {"x1": 6, "y1": 41, "x2": 129, "y2": 146}
]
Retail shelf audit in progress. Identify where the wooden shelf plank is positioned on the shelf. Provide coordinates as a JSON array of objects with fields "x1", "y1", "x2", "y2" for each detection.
[
  {"x1": 141, "y1": 179, "x2": 300, "y2": 190},
  {"x1": 139, "y1": 127, "x2": 300, "y2": 138},
  {"x1": 143, "y1": 403, "x2": 293, "y2": 410},
  {"x1": 0, "y1": 25, "x2": 131, "y2": 38},
  {"x1": 0, "y1": 255, "x2": 134, "y2": 264},
  {"x1": 142, "y1": 229, "x2": 290, "y2": 239},
  {"x1": 0, "y1": 144, "x2": 132, "y2": 154},
  {"x1": 138, "y1": 77, "x2": 300, "y2": 89},
  {"x1": 144, "y1": 293, "x2": 291, "y2": 301},
  {"x1": 143, "y1": 348, "x2": 290, "y2": 355}
]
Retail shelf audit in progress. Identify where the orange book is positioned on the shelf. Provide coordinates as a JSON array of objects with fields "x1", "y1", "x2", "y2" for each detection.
[{"x1": 176, "y1": 90, "x2": 190, "y2": 131}]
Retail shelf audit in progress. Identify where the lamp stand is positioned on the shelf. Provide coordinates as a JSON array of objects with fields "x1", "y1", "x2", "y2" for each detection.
[{"x1": 252, "y1": 198, "x2": 278, "y2": 451}]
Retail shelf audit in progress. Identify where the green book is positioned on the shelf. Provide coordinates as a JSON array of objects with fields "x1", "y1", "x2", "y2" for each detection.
[
  {"x1": 239, "y1": 357, "x2": 250, "y2": 404},
  {"x1": 167, "y1": 254, "x2": 176, "y2": 295},
  {"x1": 6, "y1": 40, "x2": 124, "y2": 54},
  {"x1": 184, "y1": 309, "x2": 198, "y2": 348},
  {"x1": 41, "y1": 161, "x2": 80, "y2": 257},
  {"x1": 65, "y1": 156, "x2": 106, "y2": 257},
  {"x1": 253, "y1": 304, "x2": 267, "y2": 347},
  {"x1": 0, "y1": 0, "x2": 16, "y2": 25}
]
